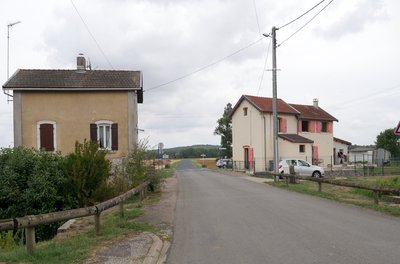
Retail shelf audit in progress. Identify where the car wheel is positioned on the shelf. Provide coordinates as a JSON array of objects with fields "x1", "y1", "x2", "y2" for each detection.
[{"x1": 312, "y1": 171, "x2": 321, "y2": 178}]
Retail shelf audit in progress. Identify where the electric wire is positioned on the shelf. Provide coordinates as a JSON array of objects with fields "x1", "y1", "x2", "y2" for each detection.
[
  {"x1": 327, "y1": 84, "x2": 400, "y2": 109},
  {"x1": 70, "y1": 0, "x2": 114, "y2": 69},
  {"x1": 146, "y1": 37, "x2": 264, "y2": 91},
  {"x1": 278, "y1": 0, "x2": 326, "y2": 29},
  {"x1": 256, "y1": 37, "x2": 272, "y2": 95},
  {"x1": 252, "y1": 0, "x2": 262, "y2": 35},
  {"x1": 278, "y1": 0, "x2": 334, "y2": 47}
]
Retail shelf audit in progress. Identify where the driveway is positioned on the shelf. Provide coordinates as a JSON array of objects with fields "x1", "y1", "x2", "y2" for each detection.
[{"x1": 167, "y1": 160, "x2": 400, "y2": 264}]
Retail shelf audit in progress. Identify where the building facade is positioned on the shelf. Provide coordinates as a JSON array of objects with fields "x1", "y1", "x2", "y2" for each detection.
[
  {"x1": 2, "y1": 56, "x2": 143, "y2": 159},
  {"x1": 230, "y1": 95, "x2": 338, "y2": 172}
]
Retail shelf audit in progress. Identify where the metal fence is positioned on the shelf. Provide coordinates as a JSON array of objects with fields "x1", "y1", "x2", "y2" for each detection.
[{"x1": 230, "y1": 156, "x2": 400, "y2": 177}]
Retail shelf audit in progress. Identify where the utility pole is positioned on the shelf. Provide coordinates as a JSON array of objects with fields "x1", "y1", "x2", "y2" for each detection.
[{"x1": 271, "y1": 26, "x2": 279, "y2": 181}]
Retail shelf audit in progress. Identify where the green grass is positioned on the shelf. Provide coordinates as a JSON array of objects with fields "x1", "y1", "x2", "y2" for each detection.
[
  {"x1": 0, "y1": 195, "x2": 155, "y2": 264},
  {"x1": 268, "y1": 180, "x2": 400, "y2": 216}
]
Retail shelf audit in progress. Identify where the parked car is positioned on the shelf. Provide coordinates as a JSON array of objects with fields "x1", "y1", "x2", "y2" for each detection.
[
  {"x1": 216, "y1": 159, "x2": 227, "y2": 168},
  {"x1": 278, "y1": 159, "x2": 325, "y2": 178}
]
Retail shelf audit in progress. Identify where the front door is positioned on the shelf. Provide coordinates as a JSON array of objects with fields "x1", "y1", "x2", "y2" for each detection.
[{"x1": 312, "y1": 146, "x2": 319, "y2": 165}]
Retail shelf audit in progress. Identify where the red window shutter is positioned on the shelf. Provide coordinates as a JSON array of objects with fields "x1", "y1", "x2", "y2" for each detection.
[
  {"x1": 298, "y1": 120, "x2": 302, "y2": 133},
  {"x1": 313, "y1": 145, "x2": 319, "y2": 164},
  {"x1": 40, "y1": 124, "x2": 54, "y2": 151},
  {"x1": 90, "y1": 123, "x2": 97, "y2": 142},
  {"x1": 310, "y1": 121, "x2": 316, "y2": 133},
  {"x1": 317, "y1": 121, "x2": 322, "y2": 133},
  {"x1": 111, "y1": 123, "x2": 118, "y2": 151},
  {"x1": 328, "y1": 122, "x2": 333, "y2": 133},
  {"x1": 281, "y1": 118, "x2": 287, "y2": 133}
]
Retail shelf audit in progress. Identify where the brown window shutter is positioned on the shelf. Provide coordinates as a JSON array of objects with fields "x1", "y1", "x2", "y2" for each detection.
[
  {"x1": 137, "y1": 88, "x2": 143, "y2": 103},
  {"x1": 111, "y1": 123, "x2": 118, "y2": 150},
  {"x1": 90, "y1": 123, "x2": 98, "y2": 142},
  {"x1": 40, "y1": 123, "x2": 54, "y2": 151}
]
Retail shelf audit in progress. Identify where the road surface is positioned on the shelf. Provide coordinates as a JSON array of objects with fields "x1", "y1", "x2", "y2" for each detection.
[{"x1": 167, "y1": 160, "x2": 400, "y2": 264}]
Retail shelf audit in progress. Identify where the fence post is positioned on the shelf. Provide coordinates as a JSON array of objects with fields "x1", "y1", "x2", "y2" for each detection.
[
  {"x1": 26, "y1": 227, "x2": 36, "y2": 254},
  {"x1": 119, "y1": 202, "x2": 124, "y2": 219},
  {"x1": 285, "y1": 176, "x2": 289, "y2": 187},
  {"x1": 373, "y1": 190, "x2": 379, "y2": 205},
  {"x1": 363, "y1": 154, "x2": 365, "y2": 176},
  {"x1": 95, "y1": 213, "x2": 101, "y2": 236},
  {"x1": 318, "y1": 181, "x2": 322, "y2": 192}
]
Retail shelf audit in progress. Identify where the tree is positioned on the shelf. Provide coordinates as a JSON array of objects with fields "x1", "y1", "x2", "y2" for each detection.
[
  {"x1": 214, "y1": 103, "x2": 233, "y2": 158},
  {"x1": 375, "y1": 128, "x2": 400, "y2": 157}
]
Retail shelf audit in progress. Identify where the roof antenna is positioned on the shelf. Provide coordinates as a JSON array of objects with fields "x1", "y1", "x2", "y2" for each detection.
[{"x1": 87, "y1": 58, "x2": 92, "y2": 70}]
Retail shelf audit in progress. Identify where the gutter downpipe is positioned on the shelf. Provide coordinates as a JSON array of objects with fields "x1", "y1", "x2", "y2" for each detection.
[{"x1": 263, "y1": 115, "x2": 267, "y2": 172}]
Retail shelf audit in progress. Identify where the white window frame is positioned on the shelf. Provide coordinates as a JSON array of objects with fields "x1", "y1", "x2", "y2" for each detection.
[
  {"x1": 95, "y1": 120, "x2": 113, "y2": 150},
  {"x1": 36, "y1": 120, "x2": 57, "y2": 152}
]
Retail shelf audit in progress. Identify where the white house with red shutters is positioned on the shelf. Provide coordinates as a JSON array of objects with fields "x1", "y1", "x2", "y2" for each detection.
[{"x1": 230, "y1": 95, "x2": 338, "y2": 172}]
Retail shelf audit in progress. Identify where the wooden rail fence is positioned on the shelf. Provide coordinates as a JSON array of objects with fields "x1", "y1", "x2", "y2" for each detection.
[
  {"x1": 0, "y1": 181, "x2": 150, "y2": 254},
  {"x1": 274, "y1": 173, "x2": 400, "y2": 205}
]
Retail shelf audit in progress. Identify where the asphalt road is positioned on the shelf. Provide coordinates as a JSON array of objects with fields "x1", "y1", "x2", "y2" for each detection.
[{"x1": 167, "y1": 160, "x2": 400, "y2": 264}]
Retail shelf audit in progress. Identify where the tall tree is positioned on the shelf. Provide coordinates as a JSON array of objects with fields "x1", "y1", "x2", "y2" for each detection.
[
  {"x1": 375, "y1": 128, "x2": 400, "y2": 157},
  {"x1": 214, "y1": 103, "x2": 233, "y2": 158}
]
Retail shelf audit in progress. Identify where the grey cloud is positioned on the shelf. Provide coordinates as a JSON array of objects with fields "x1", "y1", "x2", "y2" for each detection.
[{"x1": 315, "y1": 0, "x2": 388, "y2": 40}]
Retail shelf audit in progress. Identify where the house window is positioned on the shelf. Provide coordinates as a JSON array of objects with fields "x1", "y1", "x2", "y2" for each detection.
[
  {"x1": 37, "y1": 121, "x2": 56, "y2": 151},
  {"x1": 278, "y1": 118, "x2": 281, "y2": 132},
  {"x1": 90, "y1": 121, "x2": 118, "y2": 151},
  {"x1": 301, "y1": 120, "x2": 309, "y2": 132},
  {"x1": 243, "y1": 107, "x2": 248, "y2": 116},
  {"x1": 321, "y1": 121, "x2": 328, "y2": 132},
  {"x1": 299, "y1": 145, "x2": 305, "y2": 153}
]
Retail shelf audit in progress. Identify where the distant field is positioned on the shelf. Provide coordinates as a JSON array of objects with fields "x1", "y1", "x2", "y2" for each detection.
[{"x1": 194, "y1": 158, "x2": 217, "y2": 169}]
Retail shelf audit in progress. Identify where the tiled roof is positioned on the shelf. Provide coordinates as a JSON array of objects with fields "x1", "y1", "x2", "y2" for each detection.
[
  {"x1": 334, "y1": 137, "x2": 352, "y2": 145},
  {"x1": 2, "y1": 69, "x2": 142, "y2": 91},
  {"x1": 230, "y1": 95, "x2": 338, "y2": 122},
  {"x1": 279, "y1": 134, "x2": 314, "y2": 143},
  {"x1": 289, "y1": 103, "x2": 338, "y2": 121},
  {"x1": 230, "y1": 95, "x2": 299, "y2": 118},
  {"x1": 244, "y1": 95, "x2": 300, "y2": 114}
]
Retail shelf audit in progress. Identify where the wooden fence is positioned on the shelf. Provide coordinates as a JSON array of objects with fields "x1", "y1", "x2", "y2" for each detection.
[
  {"x1": 0, "y1": 181, "x2": 150, "y2": 254},
  {"x1": 275, "y1": 173, "x2": 400, "y2": 205}
]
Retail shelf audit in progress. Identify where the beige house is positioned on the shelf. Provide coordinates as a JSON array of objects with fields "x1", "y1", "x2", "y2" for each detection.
[
  {"x1": 2, "y1": 56, "x2": 143, "y2": 159},
  {"x1": 230, "y1": 95, "x2": 338, "y2": 172}
]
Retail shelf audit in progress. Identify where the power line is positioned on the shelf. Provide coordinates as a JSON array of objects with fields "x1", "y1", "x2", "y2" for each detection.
[
  {"x1": 146, "y1": 37, "x2": 264, "y2": 92},
  {"x1": 327, "y1": 84, "x2": 400, "y2": 109},
  {"x1": 256, "y1": 37, "x2": 272, "y2": 95},
  {"x1": 252, "y1": 0, "x2": 262, "y2": 35},
  {"x1": 278, "y1": 0, "x2": 327, "y2": 29},
  {"x1": 70, "y1": 0, "x2": 114, "y2": 69},
  {"x1": 278, "y1": 0, "x2": 334, "y2": 47}
]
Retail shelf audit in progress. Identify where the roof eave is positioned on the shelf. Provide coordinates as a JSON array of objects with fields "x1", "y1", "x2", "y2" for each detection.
[{"x1": 2, "y1": 87, "x2": 141, "y2": 91}]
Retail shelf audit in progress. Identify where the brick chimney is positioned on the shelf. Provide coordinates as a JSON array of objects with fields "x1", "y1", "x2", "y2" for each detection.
[
  {"x1": 313, "y1": 98, "x2": 319, "y2": 108},
  {"x1": 77, "y1": 53, "x2": 86, "y2": 72}
]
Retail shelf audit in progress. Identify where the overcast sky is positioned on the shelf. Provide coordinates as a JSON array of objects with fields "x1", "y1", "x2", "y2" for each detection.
[{"x1": 1, "y1": 0, "x2": 399, "y2": 149}]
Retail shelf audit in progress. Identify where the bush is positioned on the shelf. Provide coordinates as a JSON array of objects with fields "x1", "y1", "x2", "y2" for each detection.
[
  {"x1": 123, "y1": 141, "x2": 163, "y2": 191},
  {"x1": 0, "y1": 147, "x2": 76, "y2": 241},
  {"x1": 64, "y1": 140, "x2": 111, "y2": 207},
  {"x1": 0, "y1": 231, "x2": 16, "y2": 250}
]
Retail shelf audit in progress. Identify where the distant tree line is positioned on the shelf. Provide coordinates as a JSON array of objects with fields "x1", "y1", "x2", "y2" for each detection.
[{"x1": 150, "y1": 145, "x2": 222, "y2": 159}]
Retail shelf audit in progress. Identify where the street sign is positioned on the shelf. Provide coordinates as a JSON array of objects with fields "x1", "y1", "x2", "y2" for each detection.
[{"x1": 395, "y1": 121, "x2": 400, "y2": 135}]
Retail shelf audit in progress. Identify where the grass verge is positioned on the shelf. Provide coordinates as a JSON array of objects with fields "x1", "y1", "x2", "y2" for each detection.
[
  {"x1": 268, "y1": 179, "x2": 400, "y2": 216},
  {"x1": 0, "y1": 195, "x2": 155, "y2": 263}
]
